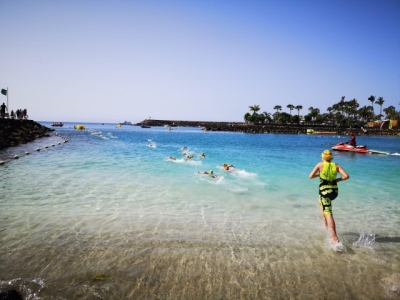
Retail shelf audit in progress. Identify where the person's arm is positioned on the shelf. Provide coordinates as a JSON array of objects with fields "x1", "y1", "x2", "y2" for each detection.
[
  {"x1": 336, "y1": 164, "x2": 349, "y2": 182},
  {"x1": 309, "y1": 163, "x2": 321, "y2": 179}
]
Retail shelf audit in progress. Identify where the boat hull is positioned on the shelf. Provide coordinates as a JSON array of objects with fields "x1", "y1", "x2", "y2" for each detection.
[{"x1": 331, "y1": 142, "x2": 369, "y2": 153}]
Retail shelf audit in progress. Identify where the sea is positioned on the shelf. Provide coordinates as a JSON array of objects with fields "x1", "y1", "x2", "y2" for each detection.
[{"x1": 1, "y1": 122, "x2": 399, "y2": 299}]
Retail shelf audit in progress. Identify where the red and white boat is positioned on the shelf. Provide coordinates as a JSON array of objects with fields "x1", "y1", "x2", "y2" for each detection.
[{"x1": 331, "y1": 142, "x2": 369, "y2": 153}]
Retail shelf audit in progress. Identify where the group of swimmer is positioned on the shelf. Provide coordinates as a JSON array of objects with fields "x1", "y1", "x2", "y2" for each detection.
[
  {"x1": 171, "y1": 145, "x2": 350, "y2": 246},
  {"x1": 169, "y1": 146, "x2": 203, "y2": 161},
  {"x1": 168, "y1": 146, "x2": 236, "y2": 180},
  {"x1": 198, "y1": 163, "x2": 236, "y2": 180}
]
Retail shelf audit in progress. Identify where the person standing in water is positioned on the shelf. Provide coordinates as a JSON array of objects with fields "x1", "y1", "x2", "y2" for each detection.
[{"x1": 309, "y1": 150, "x2": 349, "y2": 244}]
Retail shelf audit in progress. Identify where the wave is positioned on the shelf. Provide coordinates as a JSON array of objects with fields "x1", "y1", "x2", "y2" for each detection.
[{"x1": 220, "y1": 167, "x2": 257, "y2": 178}]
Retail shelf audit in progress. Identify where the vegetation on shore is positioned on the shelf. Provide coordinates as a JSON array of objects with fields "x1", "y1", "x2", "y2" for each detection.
[{"x1": 244, "y1": 96, "x2": 400, "y2": 126}]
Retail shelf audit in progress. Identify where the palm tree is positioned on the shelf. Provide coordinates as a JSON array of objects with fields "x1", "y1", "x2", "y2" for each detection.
[
  {"x1": 295, "y1": 105, "x2": 302, "y2": 117},
  {"x1": 244, "y1": 113, "x2": 251, "y2": 124},
  {"x1": 348, "y1": 98, "x2": 359, "y2": 123},
  {"x1": 273, "y1": 105, "x2": 282, "y2": 123},
  {"x1": 375, "y1": 97, "x2": 385, "y2": 119},
  {"x1": 383, "y1": 106, "x2": 396, "y2": 120},
  {"x1": 249, "y1": 105, "x2": 260, "y2": 115},
  {"x1": 287, "y1": 104, "x2": 294, "y2": 116},
  {"x1": 273, "y1": 105, "x2": 282, "y2": 114},
  {"x1": 368, "y1": 95, "x2": 375, "y2": 115},
  {"x1": 263, "y1": 111, "x2": 272, "y2": 124}
]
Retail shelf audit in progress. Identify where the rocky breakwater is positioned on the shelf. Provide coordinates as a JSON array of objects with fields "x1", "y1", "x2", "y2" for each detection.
[
  {"x1": 200, "y1": 123, "x2": 400, "y2": 135},
  {"x1": 0, "y1": 119, "x2": 54, "y2": 150}
]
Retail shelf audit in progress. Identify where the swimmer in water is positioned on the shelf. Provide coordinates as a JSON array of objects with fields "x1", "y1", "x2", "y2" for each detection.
[
  {"x1": 198, "y1": 170, "x2": 220, "y2": 179},
  {"x1": 222, "y1": 163, "x2": 235, "y2": 171},
  {"x1": 200, "y1": 152, "x2": 206, "y2": 158},
  {"x1": 169, "y1": 156, "x2": 177, "y2": 160},
  {"x1": 186, "y1": 155, "x2": 194, "y2": 160}
]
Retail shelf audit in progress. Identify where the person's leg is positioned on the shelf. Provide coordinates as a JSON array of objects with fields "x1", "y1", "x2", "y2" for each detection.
[
  {"x1": 325, "y1": 213, "x2": 339, "y2": 243},
  {"x1": 318, "y1": 200, "x2": 328, "y2": 228},
  {"x1": 319, "y1": 197, "x2": 339, "y2": 242}
]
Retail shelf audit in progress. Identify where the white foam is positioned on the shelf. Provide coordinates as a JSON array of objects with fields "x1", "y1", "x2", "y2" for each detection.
[
  {"x1": 186, "y1": 160, "x2": 201, "y2": 165},
  {"x1": 197, "y1": 173, "x2": 223, "y2": 183},
  {"x1": 231, "y1": 169, "x2": 257, "y2": 178},
  {"x1": 326, "y1": 239, "x2": 345, "y2": 252},
  {"x1": 166, "y1": 157, "x2": 185, "y2": 163}
]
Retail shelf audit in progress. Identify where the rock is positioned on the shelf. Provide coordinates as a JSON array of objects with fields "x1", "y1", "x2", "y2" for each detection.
[
  {"x1": 0, "y1": 289, "x2": 23, "y2": 300},
  {"x1": 0, "y1": 119, "x2": 53, "y2": 150}
]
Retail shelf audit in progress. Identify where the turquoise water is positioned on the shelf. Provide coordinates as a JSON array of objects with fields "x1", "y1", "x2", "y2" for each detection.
[{"x1": 1, "y1": 122, "x2": 400, "y2": 299}]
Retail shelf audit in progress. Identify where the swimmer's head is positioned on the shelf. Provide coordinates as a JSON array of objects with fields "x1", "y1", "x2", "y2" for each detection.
[
  {"x1": 209, "y1": 170, "x2": 213, "y2": 174},
  {"x1": 222, "y1": 163, "x2": 227, "y2": 167},
  {"x1": 321, "y1": 149, "x2": 333, "y2": 161}
]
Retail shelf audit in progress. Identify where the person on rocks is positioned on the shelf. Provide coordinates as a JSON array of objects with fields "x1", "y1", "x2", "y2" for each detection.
[{"x1": 0, "y1": 103, "x2": 7, "y2": 118}]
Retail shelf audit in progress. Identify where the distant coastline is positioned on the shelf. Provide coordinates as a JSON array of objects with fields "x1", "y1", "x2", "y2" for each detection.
[{"x1": 136, "y1": 119, "x2": 400, "y2": 136}]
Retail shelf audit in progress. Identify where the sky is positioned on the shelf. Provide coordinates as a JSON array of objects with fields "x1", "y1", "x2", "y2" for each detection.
[{"x1": 0, "y1": 0, "x2": 399, "y2": 123}]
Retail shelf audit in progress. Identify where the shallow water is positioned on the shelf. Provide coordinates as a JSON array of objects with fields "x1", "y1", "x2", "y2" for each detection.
[{"x1": 1, "y1": 122, "x2": 400, "y2": 299}]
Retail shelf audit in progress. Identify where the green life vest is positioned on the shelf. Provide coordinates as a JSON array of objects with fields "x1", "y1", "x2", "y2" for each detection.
[
  {"x1": 319, "y1": 162, "x2": 338, "y2": 200},
  {"x1": 320, "y1": 161, "x2": 337, "y2": 181}
]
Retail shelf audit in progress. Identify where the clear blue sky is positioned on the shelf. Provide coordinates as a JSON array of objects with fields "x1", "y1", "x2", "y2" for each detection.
[{"x1": 1, "y1": 0, "x2": 399, "y2": 123}]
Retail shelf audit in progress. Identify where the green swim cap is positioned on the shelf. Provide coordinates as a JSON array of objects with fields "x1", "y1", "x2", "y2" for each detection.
[{"x1": 209, "y1": 170, "x2": 213, "y2": 174}]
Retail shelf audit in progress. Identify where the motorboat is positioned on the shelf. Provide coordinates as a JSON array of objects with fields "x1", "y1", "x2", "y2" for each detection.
[
  {"x1": 307, "y1": 129, "x2": 335, "y2": 135},
  {"x1": 141, "y1": 125, "x2": 151, "y2": 128},
  {"x1": 331, "y1": 142, "x2": 369, "y2": 153},
  {"x1": 51, "y1": 122, "x2": 64, "y2": 127},
  {"x1": 119, "y1": 121, "x2": 134, "y2": 126}
]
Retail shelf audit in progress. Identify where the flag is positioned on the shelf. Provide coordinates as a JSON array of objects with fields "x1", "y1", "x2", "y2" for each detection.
[{"x1": 1, "y1": 89, "x2": 7, "y2": 96}]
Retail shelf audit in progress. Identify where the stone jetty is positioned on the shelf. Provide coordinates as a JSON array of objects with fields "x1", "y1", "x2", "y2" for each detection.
[
  {"x1": 136, "y1": 119, "x2": 400, "y2": 136},
  {"x1": 0, "y1": 119, "x2": 54, "y2": 150}
]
